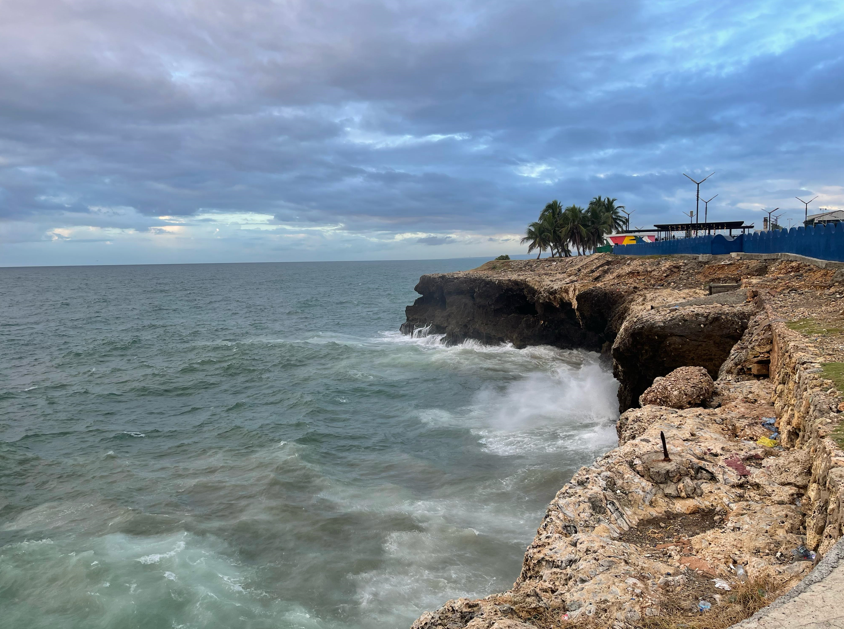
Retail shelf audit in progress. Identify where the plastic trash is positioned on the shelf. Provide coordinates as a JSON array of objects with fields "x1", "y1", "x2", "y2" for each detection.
[
  {"x1": 757, "y1": 436, "x2": 777, "y2": 447},
  {"x1": 762, "y1": 417, "x2": 776, "y2": 431},
  {"x1": 713, "y1": 578, "x2": 731, "y2": 590},
  {"x1": 698, "y1": 600, "x2": 712, "y2": 612},
  {"x1": 793, "y1": 545, "x2": 817, "y2": 561},
  {"x1": 736, "y1": 565, "x2": 747, "y2": 580}
]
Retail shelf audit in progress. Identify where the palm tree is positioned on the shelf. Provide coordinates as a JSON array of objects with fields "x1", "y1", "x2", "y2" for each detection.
[
  {"x1": 589, "y1": 196, "x2": 626, "y2": 233},
  {"x1": 521, "y1": 220, "x2": 552, "y2": 259},
  {"x1": 561, "y1": 205, "x2": 589, "y2": 256},
  {"x1": 584, "y1": 202, "x2": 613, "y2": 252},
  {"x1": 539, "y1": 200, "x2": 565, "y2": 257}
]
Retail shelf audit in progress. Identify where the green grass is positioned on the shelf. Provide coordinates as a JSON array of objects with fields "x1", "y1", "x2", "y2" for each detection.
[
  {"x1": 822, "y1": 362, "x2": 844, "y2": 391},
  {"x1": 832, "y1": 422, "x2": 844, "y2": 450},
  {"x1": 822, "y1": 363, "x2": 844, "y2": 449},
  {"x1": 786, "y1": 319, "x2": 844, "y2": 336}
]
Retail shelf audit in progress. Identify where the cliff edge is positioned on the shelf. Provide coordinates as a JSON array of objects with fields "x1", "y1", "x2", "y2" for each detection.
[{"x1": 402, "y1": 254, "x2": 844, "y2": 628}]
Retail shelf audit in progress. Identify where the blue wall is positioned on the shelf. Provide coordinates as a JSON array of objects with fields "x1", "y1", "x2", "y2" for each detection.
[{"x1": 614, "y1": 225, "x2": 844, "y2": 262}]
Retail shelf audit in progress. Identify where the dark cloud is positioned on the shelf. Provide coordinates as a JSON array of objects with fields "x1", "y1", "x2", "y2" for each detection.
[
  {"x1": 1, "y1": 0, "x2": 843, "y2": 263},
  {"x1": 417, "y1": 235, "x2": 453, "y2": 245}
]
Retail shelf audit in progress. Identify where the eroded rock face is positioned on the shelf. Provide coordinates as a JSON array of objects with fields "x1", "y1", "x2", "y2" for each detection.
[
  {"x1": 411, "y1": 379, "x2": 814, "y2": 629},
  {"x1": 719, "y1": 310, "x2": 773, "y2": 379},
  {"x1": 639, "y1": 366, "x2": 715, "y2": 409},
  {"x1": 406, "y1": 257, "x2": 844, "y2": 629},
  {"x1": 612, "y1": 303, "x2": 752, "y2": 411},
  {"x1": 400, "y1": 274, "x2": 610, "y2": 350}
]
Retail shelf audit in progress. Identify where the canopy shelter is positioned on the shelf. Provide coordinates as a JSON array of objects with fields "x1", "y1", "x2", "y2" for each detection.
[{"x1": 652, "y1": 221, "x2": 754, "y2": 239}]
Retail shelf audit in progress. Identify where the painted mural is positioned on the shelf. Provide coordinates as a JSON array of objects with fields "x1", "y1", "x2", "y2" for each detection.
[{"x1": 608, "y1": 235, "x2": 656, "y2": 245}]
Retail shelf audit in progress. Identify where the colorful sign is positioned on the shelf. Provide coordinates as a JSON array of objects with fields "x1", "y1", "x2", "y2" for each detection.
[{"x1": 609, "y1": 235, "x2": 656, "y2": 245}]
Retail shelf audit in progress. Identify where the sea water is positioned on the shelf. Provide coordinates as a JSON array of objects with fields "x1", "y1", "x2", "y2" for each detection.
[{"x1": 0, "y1": 260, "x2": 619, "y2": 629}]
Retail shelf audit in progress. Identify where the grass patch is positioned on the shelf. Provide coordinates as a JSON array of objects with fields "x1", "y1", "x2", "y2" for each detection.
[
  {"x1": 786, "y1": 318, "x2": 844, "y2": 336},
  {"x1": 820, "y1": 364, "x2": 844, "y2": 449},
  {"x1": 832, "y1": 421, "x2": 844, "y2": 450},
  {"x1": 821, "y1": 362, "x2": 844, "y2": 391},
  {"x1": 637, "y1": 576, "x2": 783, "y2": 629}
]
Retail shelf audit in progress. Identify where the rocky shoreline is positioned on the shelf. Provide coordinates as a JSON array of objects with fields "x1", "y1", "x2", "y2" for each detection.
[{"x1": 402, "y1": 254, "x2": 844, "y2": 629}]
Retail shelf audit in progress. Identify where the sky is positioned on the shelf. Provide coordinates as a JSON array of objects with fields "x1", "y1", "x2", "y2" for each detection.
[{"x1": 1, "y1": 0, "x2": 843, "y2": 266}]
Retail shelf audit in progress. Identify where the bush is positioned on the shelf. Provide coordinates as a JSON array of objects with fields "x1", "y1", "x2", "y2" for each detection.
[{"x1": 495, "y1": 254, "x2": 510, "y2": 260}]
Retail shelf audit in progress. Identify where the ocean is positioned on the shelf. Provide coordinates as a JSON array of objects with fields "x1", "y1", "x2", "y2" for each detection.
[{"x1": 0, "y1": 260, "x2": 619, "y2": 629}]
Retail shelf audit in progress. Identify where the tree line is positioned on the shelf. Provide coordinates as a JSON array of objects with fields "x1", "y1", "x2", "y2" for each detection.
[{"x1": 521, "y1": 197, "x2": 626, "y2": 258}]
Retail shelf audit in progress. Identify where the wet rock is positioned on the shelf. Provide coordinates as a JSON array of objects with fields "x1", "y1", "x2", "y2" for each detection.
[{"x1": 639, "y1": 366, "x2": 715, "y2": 409}]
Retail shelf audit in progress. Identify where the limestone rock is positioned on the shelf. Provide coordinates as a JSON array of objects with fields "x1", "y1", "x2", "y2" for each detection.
[
  {"x1": 639, "y1": 366, "x2": 715, "y2": 409},
  {"x1": 612, "y1": 303, "x2": 752, "y2": 411}
]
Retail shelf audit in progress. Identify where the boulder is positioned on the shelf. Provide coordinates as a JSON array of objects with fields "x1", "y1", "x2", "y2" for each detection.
[{"x1": 639, "y1": 366, "x2": 715, "y2": 409}]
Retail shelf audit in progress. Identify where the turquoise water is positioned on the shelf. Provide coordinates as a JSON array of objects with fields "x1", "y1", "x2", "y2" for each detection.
[{"x1": 0, "y1": 260, "x2": 619, "y2": 629}]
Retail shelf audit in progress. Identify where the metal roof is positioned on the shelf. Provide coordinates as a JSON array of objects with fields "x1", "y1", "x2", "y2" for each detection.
[
  {"x1": 653, "y1": 221, "x2": 753, "y2": 231},
  {"x1": 807, "y1": 210, "x2": 844, "y2": 222}
]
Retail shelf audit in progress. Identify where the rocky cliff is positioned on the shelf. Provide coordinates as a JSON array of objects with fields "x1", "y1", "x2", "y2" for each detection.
[
  {"x1": 403, "y1": 255, "x2": 764, "y2": 411},
  {"x1": 403, "y1": 253, "x2": 844, "y2": 629}
]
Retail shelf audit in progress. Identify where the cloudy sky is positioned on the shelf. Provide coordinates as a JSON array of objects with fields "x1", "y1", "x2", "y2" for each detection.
[{"x1": 1, "y1": 0, "x2": 842, "y2": 265}]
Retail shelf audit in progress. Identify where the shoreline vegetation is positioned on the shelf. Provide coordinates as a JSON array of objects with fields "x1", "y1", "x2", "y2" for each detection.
[
  {"x1": 521, "y1": 197, "x2": 625, "y2": 259},
  {"x1": 403, "y1": 254, "x2": 844, "y2": 629}
]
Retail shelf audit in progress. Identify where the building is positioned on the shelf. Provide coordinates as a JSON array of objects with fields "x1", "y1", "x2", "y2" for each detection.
[{"x1": 805, "y1": 209, "x2": 844, "y2": 227}]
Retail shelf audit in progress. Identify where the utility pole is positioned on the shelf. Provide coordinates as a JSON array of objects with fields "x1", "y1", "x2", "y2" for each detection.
[
  {"x1": 683, "y1": 171, "x2": 715, "y2": 223},
  {"x1": 764, "y1": 207, "x2": 780, "y2": 231},
  {"x1": 796, "y1": 196, "x2": 818, "y2": 224},
  {"x1": 701, "y1": 194, "x2": 718, "y2": 228},
  {"x1": 620, "y1": 208, "x2": 634, "y2": 232}
]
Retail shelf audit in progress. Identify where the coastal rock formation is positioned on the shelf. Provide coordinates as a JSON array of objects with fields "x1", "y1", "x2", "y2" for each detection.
[
  {"x1": 400, "y1": 274, "x2": 610, "y2": 350},
  {"x1": 413, "y1": 378, "x2": 814, "y2": 629},
  {"x1": 402, "y1": 255, "x2": 765, "y2": 411},
  {"x1": 639, "y1": 366, "x2": 715, "y2": 409},
  {"x1": 719, "y1": 311, "x2": 774, "y2": 379},
  {"x1": 612, "y1": 301, "x2": 751, "y2": 410},
  {"x1": 405, "y1": 254, "x2": 844, "y2": 629}
]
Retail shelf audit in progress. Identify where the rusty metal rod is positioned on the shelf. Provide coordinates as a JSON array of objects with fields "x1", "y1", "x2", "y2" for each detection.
[{"x1": 661, "y1": 431, "x2": 671, "y2": 462}]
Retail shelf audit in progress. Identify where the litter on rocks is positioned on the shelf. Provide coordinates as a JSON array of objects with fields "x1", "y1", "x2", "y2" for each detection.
[
  {"x1": 756, "y1": 436, "x2": 778, "y2": 447},
  {"x1": 792, "y1": 545, "x2": 817, "y2": 561},
  {"x1": 761, "y1": 417, "x2": 777, "y2": 431},
  {"x1": 698, "y1": 600, "x2": 712, "y2": 612},
  {"x1": 713, "y1": 578, "x2": 732, "y2": 590}
]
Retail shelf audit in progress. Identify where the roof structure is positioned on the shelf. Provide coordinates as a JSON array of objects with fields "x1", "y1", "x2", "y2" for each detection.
[
  {"x1": 806, "y1": 210, "x2": 844, "y2": 224},
  {"x1": 653, "y1": 221, "x2": 754, "y2": 232}
]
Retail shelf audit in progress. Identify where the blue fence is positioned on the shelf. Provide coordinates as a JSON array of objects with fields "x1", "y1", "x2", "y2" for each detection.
[{"x1": 614, "y1": 224, "x2": 844, "y2": 262}]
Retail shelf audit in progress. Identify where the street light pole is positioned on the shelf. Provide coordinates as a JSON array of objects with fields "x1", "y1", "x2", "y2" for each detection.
[
  {"x1": 683, "y1": 172, "x2": 715, "y2": 224},
  {"x1": 764, "y1": 207, "x2": 780, "y2": 231},
  {"x1": 701, "y1": 194, "x2": 718, "y2": 227},
  {"x1": 796, "y1": 196, "x2": 818, "y2": 224},
  {"x1": 620, "y1": 208, "x2": 634, "y2": 232}
]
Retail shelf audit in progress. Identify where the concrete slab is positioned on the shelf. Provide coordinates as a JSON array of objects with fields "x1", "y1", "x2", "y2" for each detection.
[{"x1": 731, "y1": 537, "x2": 844, "y2": 628}]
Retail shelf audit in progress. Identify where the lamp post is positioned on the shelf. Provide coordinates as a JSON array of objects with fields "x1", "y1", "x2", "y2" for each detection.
[
  {"x1": 764, "y1": 208, "x2": 780, "y2": 231},
  {"x1": 796, "y1": 196, "x2": 818, "y2": 224},
  {"x1": 683, "y1": 171, "x2": 715, "y2": 223},
  {"x1": 620, "y1": 208, "x2": 634, "y2": 232},
  {"x1": 701, "y1": 194, "x2": 718, "y2": 231}
]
